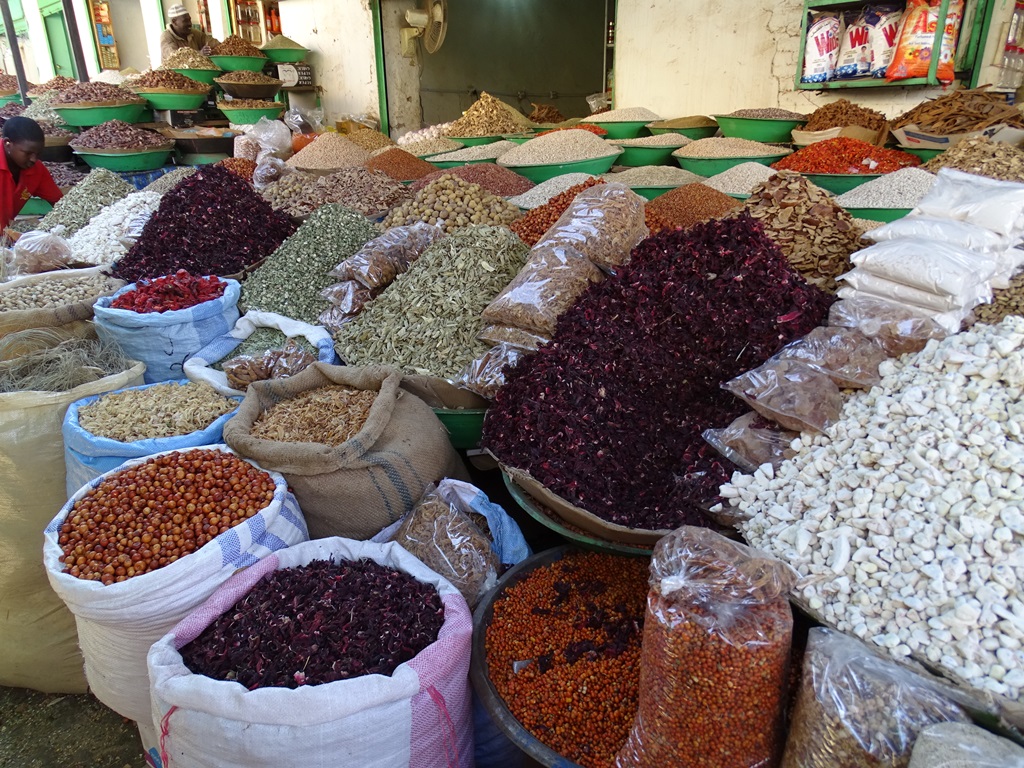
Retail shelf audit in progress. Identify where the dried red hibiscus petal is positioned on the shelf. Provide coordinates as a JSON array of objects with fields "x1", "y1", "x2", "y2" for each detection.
[
  {"x1": 482, "y1": 213, "x2": 833, "y2": 531},
  {"x1": 111, "y1": 165, "x2": 296, "y2": 283},
  {"x1": 180, "y1": 558, "x2": 445, "y2": 690},
  {"x1": 110, "y1": 269, "x2": 226, "y2": 313}
]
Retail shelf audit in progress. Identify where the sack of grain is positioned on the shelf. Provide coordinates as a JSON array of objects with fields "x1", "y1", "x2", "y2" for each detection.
[
  {"x1": 0, "y1": 266, "x2": 123, "y2": 340},
  {"x1": 223, "y1": 363, "x2": 469, "y2": 540}
]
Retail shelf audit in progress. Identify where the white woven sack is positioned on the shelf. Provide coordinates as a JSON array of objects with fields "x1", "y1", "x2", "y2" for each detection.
[
  {"x1": 43, "y1": 444, "x2": 308, "y2": 724},
  {"x1": 93, "y1": 279, "x2": 241, "y2": 384},
  {"x1": 148, "y1": 537, "x2": 473, "y2": 768}
]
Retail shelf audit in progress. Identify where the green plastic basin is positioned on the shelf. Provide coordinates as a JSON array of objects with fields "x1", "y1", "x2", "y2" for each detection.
[
  {"x1": 209, "y1": 55, "x2": 267, "y2": 72},
  {"x1": 75, "y1": 148, "x2": 174, "y2": 172},
  {"x1": 500, "y1": 151, "x2": 622, "y2": 183},
  {"x1": 218, "y1": 105, "x2": 285, "y2": 124},
  {"x1": 171, "y1": 68, "x2": 221, "y2": 85},
  {"x1": 429, "y1": 159, "x2": 469, "y2": 169},
  {"x1": 19, "y1": 197, "x2": 53, "y2": 215},
  {"x1": 434, "y1": 408, "x2": 486, "y2": 450},
  {"x1": 580, "y1": 120, "x2": 649, "y2": 139},
  {"x1": 501, "y1": 133, "x2": 533, "y2": 145},
  {"x1": 674, "y1": 153, "x2": 787, "y2": 177},
  {"x1": 803, "y1": 172, "x2": 881, "y2": 195},
  {"x1": 446, "y1": 135, "x2": 503, "y2": 146},
  {"x1": 0, "y1": 93, "x2": 21, "y2": 106},
  {"x1": 713, "y1": 114, "x2": 807, "y2": 143},
  {"x1": 843, "y1": 206, "x2": 912, "y2": 222},
  {"x1": 648, "y1": 124, "x2": 718, "y2": 140},
  {"x1": 629, "y1": 185, "x2": 676, "y2": 200},
  {"x1": 900, "y1": 147, "x2": 943, "y2": 162},
  {"x1": 616, "y1": 144, "x2": 677, "y2": 167},
  {"x1": 52, "y1": 103, "x2": 145, "y2": 127},
  {"x1": 263, "y1": 48, "x2": 308, "y2": 63},
  {"x1": 140, "y1": 92, "x2": 208, "y2": 111}
]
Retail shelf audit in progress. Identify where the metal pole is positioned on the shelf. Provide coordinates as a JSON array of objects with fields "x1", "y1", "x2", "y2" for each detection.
[
  {"x1": 0, "y1": 0, "x2": 31, "y2": 103},
  {"x1": 60, "y1": 0, "x2": 89, "y2": 81}
]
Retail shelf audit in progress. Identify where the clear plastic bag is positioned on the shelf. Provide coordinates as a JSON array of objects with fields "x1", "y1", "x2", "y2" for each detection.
[
  {"x1": 233, "y1": 135, "x2": 260, "y2": 162},
  {"x1": 390, "y1": 483, "x2": 500, "y2": 608},
  {"x1": 616, "y1": 527, "x2": 797, "y2": 768},
  {"x1": 838, "y1": 270, "x2": 990, "y2": 312},
  {"x1": 827, "y1": 295, "x2": 950, "y2": 356},
  {"x1": 245, "y1": 117, "x2": 293, "y2": 157},
  {"x1": 702, "y1": 412, "x2": 799, "y2": 474},
  {"x1": 774, "y1": 326, "x2": 887, "y2": 389},
  {"x1": 10, "y1": 228, "x2": 72, "y2": 274},
  {"x1": 849, "y1": 239, "x2": 998, "y2": 297},
  {"x1": 913, "y1": 168, "x2": 1024, "y2": 239},
  {"x1": 319, "y1": 281, "x2": 377, "y2": 315},
  {"x1": 536, "y1": 183, "x2": 648, "y2": 272},
  {"x1": 284, "y1": 106, "x2": 325, "y2": 135},
  {"x1": 909, "y1": 722, "x2": 1024, "y2": 768},
  {"x1": 481, "y1": 243, "x2": 604, "y2": 335},
  {"x1": 782, "y1": 628, "x2": 970, "y2": 768},
  {"x1": 252, "y1": 152, "x2": 294, "y2": 191},
  {"x1": 835, "y1": 288, "x2": 968, "y2": 336},
  {"x1": 317, "y1": 305, "x2": 358, "y2": 332},
  {"x1": 117, "y1": 211, "x2": 153, "y2": 249},
  {"x1": 866, "y1": 215, "x2": 1012, "y2": 254},
  {"x1": 222, "y1": 340, "x2": 317, "y2": 391},
  {"x1": 477, "y1": 324, "x2": 551, "y2": 352},
  {"x1": 723, "y1": 359, "x2": 843, "y2": 434},
  {"x1": 454, "y1": 343, "x2": 523, "y2": 400},
  {"x1": 330, "y1": 223, "x2": 443, "y2": 288}
]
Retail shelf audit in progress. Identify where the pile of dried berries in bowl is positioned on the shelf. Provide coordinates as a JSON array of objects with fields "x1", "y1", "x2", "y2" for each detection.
[
  {"x1": 110, "y1": 271, "x2": 227, "y2": 314},
  {"x1": 57, "y1": 449, "x2": 276, "y2": 584},
  {"x1": 214, "y1": 71, "x2": 282, "y2": 85},
  {"x1": 211, "y1": 35, "x2": 266, "y2": 58},
  {"x1": 180, "y1": 558, "x2": 444, "y2": 688},
  {"x1": 70, "y1": 120, "x2": 170, "y2": 151},
  {"x1": 128, "y1": 70, "x2": 209, "y2": 92},
  {"x1": 51, "y1": 82, "x2": 143, "y2": 105}
]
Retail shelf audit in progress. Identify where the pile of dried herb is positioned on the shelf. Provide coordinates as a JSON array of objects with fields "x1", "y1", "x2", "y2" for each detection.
[
  {"x1": 180, "y1": 558, "x2": 444, "y2": 689},
  {"x1": 37, "y1": 168, "x2": 135, "y2": 237},
  {"x1": 241, "y1": 204, "x2": 378, "y2": 324},
  {"x1": 483, "y1": 214, "x2": 833, "y2": 531},
  {"x1": 111, "y1": 166, "x2": 296, "y2": 283}
]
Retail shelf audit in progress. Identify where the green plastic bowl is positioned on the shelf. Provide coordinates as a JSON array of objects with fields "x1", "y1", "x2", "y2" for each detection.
[
  {"x1": 629, "y1": 185, "x2": 676, "y2": 200},
  {"x1": 171, "y1": 68, "x2": 221, "y2": 85},
  {"x1": 581, "y1": 120, "x2": 649, "y2": 139},
  {"x1": 616, "y1": 145, "x2": 677, "y2": 167},
  {"x1": 209, "y1": 55, "x2": 267, "y2": 72},
  {"x1": 0, "y1": 93, "x2": 21, "y2": 106},
  {"x1": 803, "y1": 172, "x2": 881, "y2": 195},
  {"x1": 20, "y1": 197, "x2": 53, "y2": 215},
  {"x1": 262, "y1": 47, "x2": 308, "y2": 63},
  {"x1": 726, "y1": 192, "x2": 751, "y2": 201},
  {"x1": 218, "y1": 105, "x2": 284, "y2": 124},
  {"x1": 500, "y1": 151, "x2": 622, "y2": 183},
  {"x1": 843, "y1": 206, "x2": 912, "y2": 222},
  {"x1": 713, "y1": 114, "x2": 807, "y2": 143},
  {"x1": 648, "y1": 124, "x2": 718, "y2": 140},
  {"x1": 140, "y1": 92, "x2": 208, "y2": 111},
  {"x1": 674, "y1": 153, "x2": 787, "y2": 176},
  {"x1": 501, "y1": 133, "x2": 533, "y2": 145},
  {"x1": 74, "y1": 148, "x2": 174, "y2": 172},
  {"x1": 52, "y1": 102, "x2": 146, "y2": 127},
  {"x1": 429, "y1": 159, "x2": 470, "y2": 169},
  {"x1": 446, "y1": 135, "x2": 503, "y2": 147},
  {"x1": 900, "y1": 147, "x2": 943, "y2": 162},
  {"x1": 434, "y1": 408, "x2": 486, "y2": 450}
]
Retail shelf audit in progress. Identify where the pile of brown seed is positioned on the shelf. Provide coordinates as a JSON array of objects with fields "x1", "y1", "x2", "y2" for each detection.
[
  {"x1": 70, "y1": 120, "x2": 169, "y2": 150},
  {"x1": 974, "y1": 271, "x2": 1024, "y2": 325},
  {"x1": 346, "y1": 128, "x2": 396, "y2": 152},
  {"x1": 130, "y1": 70, "x2": 208, "y2": 91},
  {"x1": 923, "y1": 136, "x2": 1024, "y2": 182},
  {"x1": 51, "y1": 82, "x2": 143, "y2": 105},
  {"x1": 382, "y1": 174, "x2": 521, "y2": 233},
  {"x1": 261, "y1": 167, "x2": 410, "y2": 217},
  {"x1": 646, "y1": 183, "x2": 741, "y2": 229},
  {"x1": 211, "y1": 35, "x2": 266, "y2": 58},
  {"x1": 250, "y1": 385, "x2": 377, "y2": 445},
  {"x1": 446, "y1": 92, "x2": 524, "y2": 137},
  {"x1": 216, "y1": 70, "x2": 281, "y2": 85}
]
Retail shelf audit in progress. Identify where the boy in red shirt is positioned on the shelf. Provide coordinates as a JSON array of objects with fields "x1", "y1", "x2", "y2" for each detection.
[{"x1": 0, "y1": 116, "x2": 62, "y2": 229}]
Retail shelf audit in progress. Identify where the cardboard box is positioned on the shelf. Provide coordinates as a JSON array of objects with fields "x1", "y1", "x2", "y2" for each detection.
[{"x1": 892, "y1": 124, "x2": 1024, "y2": 150}]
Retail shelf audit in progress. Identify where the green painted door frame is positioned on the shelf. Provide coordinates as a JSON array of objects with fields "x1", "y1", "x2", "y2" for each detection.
[
  {"x1": 371, "y1": 0, "x2": 388, "y2": 134},
  {"x1": 43, "y1": 9, "x2": 76, "y2": 78}
]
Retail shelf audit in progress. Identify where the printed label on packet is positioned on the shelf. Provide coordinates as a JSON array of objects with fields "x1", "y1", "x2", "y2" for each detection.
[{"x1": 802, "y1": 12, "x2": 843, "y2": 83}]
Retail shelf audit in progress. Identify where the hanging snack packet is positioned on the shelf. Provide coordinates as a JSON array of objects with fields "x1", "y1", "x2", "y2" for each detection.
[
  {"x1": 802, "y1": 12, "x2": 843, "y2": 83},
  {"x1": 869, "y1": 5, "x2": 903, "y2": 77},
  {"x1": 835, "y1": 11, "x2": 872, "y2": 79},
  {"x1": 886, "y1": 0, "x2": 963, "y2": 83}
]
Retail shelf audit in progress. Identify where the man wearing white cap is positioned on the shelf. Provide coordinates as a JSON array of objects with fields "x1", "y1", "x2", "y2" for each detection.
[{"x1": 160, "y1": 4, "x2": 219, "y2": 63}]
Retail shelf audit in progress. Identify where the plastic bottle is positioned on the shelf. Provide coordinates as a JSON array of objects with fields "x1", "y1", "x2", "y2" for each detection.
[{"x1": 998, "y1": 44, "x2": 1018, "y2": 89}]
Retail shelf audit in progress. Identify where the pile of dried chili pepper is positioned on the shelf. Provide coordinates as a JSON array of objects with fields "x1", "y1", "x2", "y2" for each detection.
[
  {"x1": 483, "y1": 213, "x2": 832, "y2": 531},
  {"x1": 111, "y1": 270, "x2": 226, "y2": 313},
  {"x1": 486, "y1": 551, "x2": 649, "y2": 768},
  {"x1": 180, "y1": 558, "x2": 444, "y2": 689},
  {"x1": 771, "y1": 137, "x2": 920, "y2": 174}
]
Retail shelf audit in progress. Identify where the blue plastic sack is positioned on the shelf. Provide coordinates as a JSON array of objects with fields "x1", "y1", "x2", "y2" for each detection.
[
  {"x1": 62, "y1": 380, "x2": 240, "y2": 498},
  {"x1": 93, "y1": 278, "x2": 241, "y2": 384}
]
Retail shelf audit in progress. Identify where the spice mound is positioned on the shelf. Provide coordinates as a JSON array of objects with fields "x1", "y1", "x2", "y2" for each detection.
[
  {"x1": 583, "y1": 106, "x2": 660, "y2": 123},
  {"x1": 28, "y1": 75, "x2": 77, "y2": 95},
  {"x1": 510, "y1": 177, "x2": 605, "y2": 245},
  {"x1": 427, "y1": 140, "x2": 517, "y2": 163},
  {"x1": 0, "y1": 73, "x2": 31, "y2": 92},
  {"x1": 51, "y1": 82, "x2": 143, "y2": 105},
  {"x1": 411, "y1": 164, "x2": 534, "y2": 197},
  {"x1": 70, "y1": 120, "x2": 170, "y2": 151},
  {"x1": 536, "y1": 123, "x2": 608, "y2": 138},
  {"x1": 486, "y1": 551, "x2": 649, "y2": 768},
  {"x1": 500, "y1": 130, "x2": 618, "y2": 166},
  {"x1": 158, "y1": 48, "x2": 219, "y2": 70},
  {"x1": 805, "y1": 98, "x2": 888, "y2": 132},
  {"x1": 214, "y1": 157, "x2": 257, "y2": 182},
  {"x1": 702, "y1": 161, "x2": 777, "y2": 195},
  {"x1": 129, "y1": 70, "x2": 209, "y2": 92},
  {"x1": 382, "y1": 174, "x2": 521, "y2": 233},
  {"x1": 365, "y1": 147, "x2": 436, "y2": 180},
  {"x1": 57, "y1": 449, "x2": 276, "y2": 583},
  {"x1": 646, "y1": 183, "x2": 741, "y2": 230},
  {"x1": 181, "y1": 558, "x2": 444, "y2": 688},
  {"x1": 773, "y1": 137, "x2": 920, "y2": 174},
  {"x1": 0, "y1": 335, "x2": 134, "y2": 393},
  {"x1": 675, "y1": 137, "x2": 790, "y2": 158},
  {"x1": 346, "y1": 128, "x2": 396, "y2": 152},
  {"x1": 250, "y1": 385, "x2": 377, "y2": 445},
  {"x1": 217, "y1": 98, "x2": 280, "y2": 111},
  {"x1": 445, "y1": 91, "x2": 525, "y2": 137},
  {"x1": 507, "y1": 173, "x2": 599, "y2": 209},
  {"x1": 38, "y1": 167, "x2": 135, "y2": 237},
  {"x1": 401, "y1": 136, "x2": 464, "y2": 157},
  {"x1": 834, "y1": 167, "x2": 935, "y2": 209},
  {"x1": 261, "y1": 34, "x2": 305, "y2": 51},
  {"x1": 262, "y1": 167, "x2": 409, "y2": 218},
  {"x1": 0, "y1": 273, "x2": 120, "y2": 312},
  {"x1": 727, "y1": 107, "x2": 807, "y2": 120},
  {"x1": 215, "y1": 70, "x2": 281, "y2": 85},
  {"x1": 923, "y1": 135, "x2": 1024, "y2": 182},
  {"x1": 211, "y1": 34, "x2": 266, "y2": 58},
  {"x1": 78, "y1": 381, "x2": 237, "y2": 442},
  {"x1": 111, "y1": 271, "x2": 226, "y2": 313},
  {"x1": 287, "y1": 133, "x2": 370, "y2": 169}
]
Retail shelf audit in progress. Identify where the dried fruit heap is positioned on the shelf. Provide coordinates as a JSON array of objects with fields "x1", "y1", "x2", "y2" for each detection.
[
  {"x1": 483, "y1": 214, "x2": 832, "y2": 531},
  {"x1": 772, "y1": 138, "x2": 919, "y2": 175}
]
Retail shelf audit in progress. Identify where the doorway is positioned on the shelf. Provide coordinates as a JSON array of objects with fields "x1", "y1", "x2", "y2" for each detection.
[{"x1": 43, "y1": 11, "x2": 76, "y2": 79}]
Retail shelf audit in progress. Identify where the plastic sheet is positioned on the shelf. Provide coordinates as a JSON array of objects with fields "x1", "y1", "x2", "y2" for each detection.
[
  {"x1": 774, "y1": 326, "x2": 887, "y2": 389},
  {"x1": 782, "y1": 628, "x2": 970, "y2": 768},
  {"x1": 330, "y1": 223, "x2": 443, "y2": 289},
  {"x1": 319, "y1": 281, "x2": 377, "y2": 315},
  {"x1": 317, "y1": 305, "x2": 358, "y2": 332},
  {"x1": 536, "y1": 183, "x2": 648, "y2": 271},
  {"x1": 246, "y1": 116, "x2": 293, "y2": 157},
  {"x1": 702, "y1": 412, "x2": 799, "y2": 474},
  {"x1": 454, "y1": 343, "x2": 523, "y2": 400},
  {"x1": 724, "y1": 359, "x2": 843, "y2": 434},
  {"x1": 481, "y1": 243, "x2": 604, "y2": 335},
  {"x1": 617, "y1": 527, "x2": 796, "y2": 768},
  {"x1": 477, "y1": 324, "x2": 551, "y2": 352}
]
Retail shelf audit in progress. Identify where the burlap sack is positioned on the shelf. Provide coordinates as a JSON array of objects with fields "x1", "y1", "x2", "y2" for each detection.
[
  {"x1": 223, "y1": 363, "x2": 469, "y2": 540},
  {"x1": 0, "y1": 266, "x2": 124, "y2": 340}
]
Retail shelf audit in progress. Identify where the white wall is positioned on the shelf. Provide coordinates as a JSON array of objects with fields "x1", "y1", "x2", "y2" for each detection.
[
  {"x1": 105, "y1": 0, "x2": 150, "y2": 70},
  {"x1": 278, "y1": 0, "x2": 379, "y2": 124},
  {"x1": 24, "y1": 3, "x2": 53, "y2": 81},
  {"x1": 615, "y1": 0, "x2": 1016, "y2": 120}
]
